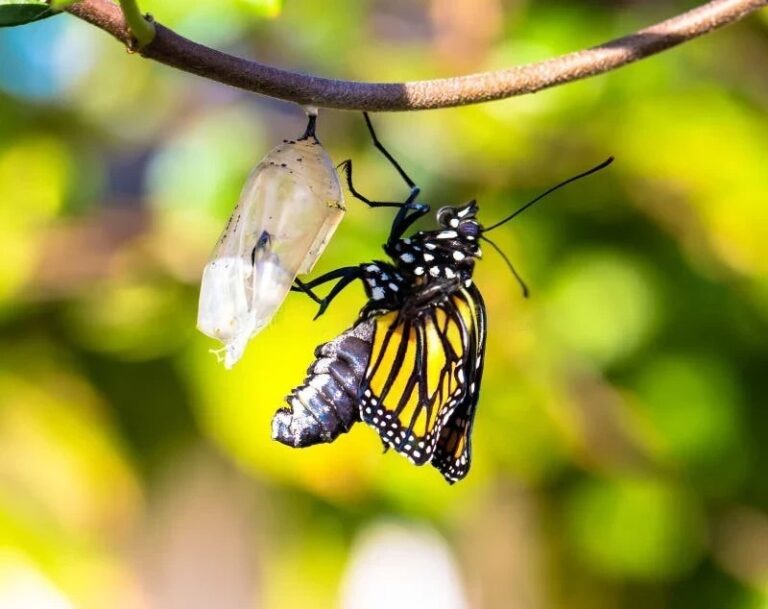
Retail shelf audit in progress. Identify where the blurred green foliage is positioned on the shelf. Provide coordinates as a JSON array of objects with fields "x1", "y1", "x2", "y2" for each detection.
[{"x1": 1, "y1": 1, "x2": 768, "y2": 608}]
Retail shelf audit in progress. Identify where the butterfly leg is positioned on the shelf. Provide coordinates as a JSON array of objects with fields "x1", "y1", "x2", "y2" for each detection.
[
  {"x1": 344, "y1": 113, "x2": 434, "y2": 246},
  {"x1": 311, "y1": 267, "x2": 363, "y2": 320},
  {"x1": 290, "y1": 266, "x2": 363, "y2": 319},
  {"x1": 339, "y1": 158, "x2": 428, "y2": 235},
  {"x1": 338, "y1": 159, "x2": 408, "y2": 210},
  {"x1": 385, "y1": 197, "x2": 430, "y2": 248},
  {"x1": 344, "y1": 112, "x2": 429, "y2": 208},
  {"x1": 361, "y1": 112, "x2": 432, "y2": 234},
  {"x1": 291, "y1": 278, "x2": 323, "y2": 305},
  {"x1": 363, "y1": 111, "x2": 417, "y2": 190}
]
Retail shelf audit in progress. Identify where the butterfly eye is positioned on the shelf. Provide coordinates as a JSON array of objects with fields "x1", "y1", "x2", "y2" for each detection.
[
  {"x1": 437, "y1": 206, "x2": 455, "y2": 226},
  {"x1": 459, "y1": 220, "x2": 480, "y2": 239}
]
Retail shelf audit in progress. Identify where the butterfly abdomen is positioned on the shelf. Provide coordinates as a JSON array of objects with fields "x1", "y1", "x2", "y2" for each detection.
[{"x1": 272, "y1": 320, "x2": 374, "y2": 447}]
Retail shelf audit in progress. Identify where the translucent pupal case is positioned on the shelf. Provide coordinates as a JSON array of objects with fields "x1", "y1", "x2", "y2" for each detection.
[{"x1": 197, "y1": 120, "x2": 345, "y2": 368}]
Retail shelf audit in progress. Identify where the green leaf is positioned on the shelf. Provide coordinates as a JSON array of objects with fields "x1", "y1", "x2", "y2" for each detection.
[{"x1": 0, "y1": 1, "x2": 58, "y2": 27}]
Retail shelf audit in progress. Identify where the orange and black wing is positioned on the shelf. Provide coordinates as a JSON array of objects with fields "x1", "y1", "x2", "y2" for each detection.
[
  {"x1": 430, "y1": 284, "x2": 486, "y2": 482},
  {"x1": 359, "y1": 284, "x2": 486, "y2": 479}
]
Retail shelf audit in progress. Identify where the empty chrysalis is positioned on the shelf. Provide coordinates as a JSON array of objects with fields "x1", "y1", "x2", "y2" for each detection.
[{"x1": 197, "y1": 111, "x2": 346, "y2": 368}]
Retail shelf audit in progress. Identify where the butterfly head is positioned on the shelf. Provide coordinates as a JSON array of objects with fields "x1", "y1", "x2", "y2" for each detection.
[{"x1": 436, "y1": 201, "x2": 483, "y2": 242}]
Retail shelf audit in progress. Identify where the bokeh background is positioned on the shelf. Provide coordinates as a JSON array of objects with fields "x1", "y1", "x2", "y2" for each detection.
[{"x1": 2, "y1": 1, "x2": 768, "y2": 608}]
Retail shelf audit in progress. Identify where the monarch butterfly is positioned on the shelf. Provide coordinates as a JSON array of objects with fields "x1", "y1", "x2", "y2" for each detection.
[
  {"x1": 197, "y1": 114, "x2": 345, "y2": 368},
  {"x1": 272, "y1": 114, "x2": 613, "y2": 483}
]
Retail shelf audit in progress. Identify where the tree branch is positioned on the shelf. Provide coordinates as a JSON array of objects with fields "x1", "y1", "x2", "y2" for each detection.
[{"x1": 66, "y1": 0, "x2": 768, "y2": 111}]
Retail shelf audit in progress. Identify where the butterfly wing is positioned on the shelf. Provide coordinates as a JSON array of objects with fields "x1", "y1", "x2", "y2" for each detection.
[
  {"x1": 430, "y1": 284, "x2": 487, "y2": 483},
  {"x1": 359, "y1": 284, "x2": 485, "y2": 469}
]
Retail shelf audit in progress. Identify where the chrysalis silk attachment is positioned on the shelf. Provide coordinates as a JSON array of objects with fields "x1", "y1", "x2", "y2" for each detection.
[{"x1": 197, "y1": 129, "x2": 345, "y2": 368}]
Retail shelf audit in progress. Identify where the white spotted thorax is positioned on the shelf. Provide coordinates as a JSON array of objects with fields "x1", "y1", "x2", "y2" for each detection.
[
  {"x1": 353, "y1": 202, "x2": 483, "y2": 319},
  {"x1": 197, "y1": 131, "x2": 345, "y2": 368},
  {"x1": 385, "y1": 201, "x2": 482, "y2": 290}
]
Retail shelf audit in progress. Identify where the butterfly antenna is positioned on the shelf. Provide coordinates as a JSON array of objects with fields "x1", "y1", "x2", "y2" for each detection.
[
  {"x1": 480, "y1": 235, "x2": 529, "y2": 298},
  {"x1": 484, "y1": 157, "x2": 614, "y2": 232}
]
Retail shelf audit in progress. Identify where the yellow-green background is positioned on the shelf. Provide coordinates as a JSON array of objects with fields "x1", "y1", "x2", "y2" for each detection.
[{"x1": 2, "y1": 1, "x2": 768, "y2": 608}]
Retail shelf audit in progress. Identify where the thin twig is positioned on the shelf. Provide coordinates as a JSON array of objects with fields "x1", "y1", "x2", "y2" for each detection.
[
  {"x1": 66, "y1": 0, "x2": 768, "y2": 111},
  {"x1": 117, "y1": 0, "x2": 154, "y2": 50}
]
